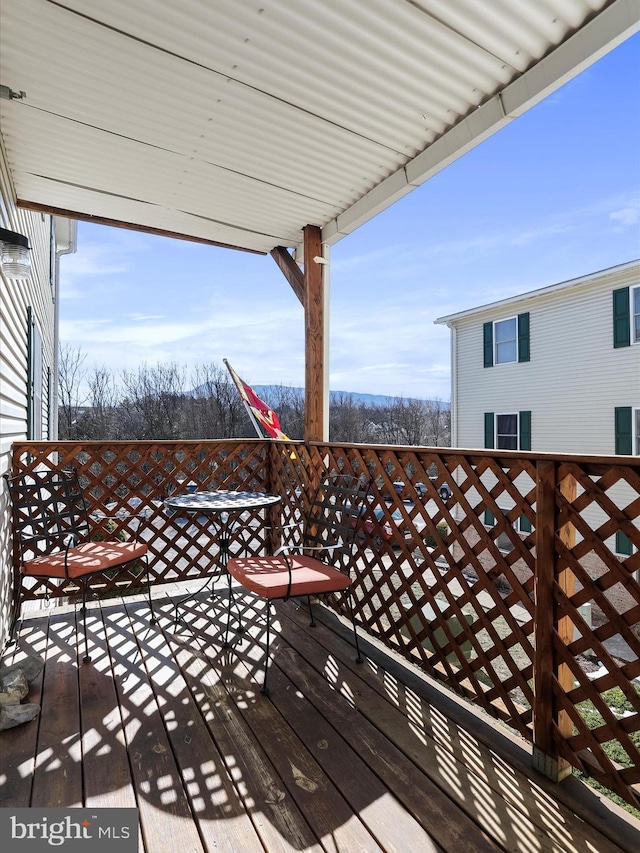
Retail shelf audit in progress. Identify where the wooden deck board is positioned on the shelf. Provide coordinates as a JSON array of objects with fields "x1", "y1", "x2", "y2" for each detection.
[
  {"x1": 173, "y1": 602, "x2": 417, "y2": 853},
  {"x1": 100, "y1": 603, "x2": 206, "y2": 853},
  {"x1": 31, "y1": 613, "x2": 83, "y2": 809},
  {"x1": 0, "y1": 619, "x2": 46, "y2": 809},
  {"x1": 1, "y1": 587, "x2": 639, "y2": 853},
  {"x1": 129, "y1": 601, "x2": 318, "y2": 853},
  {"x1": 278, "y1": 602, "x2": 626, "y2": 853}
]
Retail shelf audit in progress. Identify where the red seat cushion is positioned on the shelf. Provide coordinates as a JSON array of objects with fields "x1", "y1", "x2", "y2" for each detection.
[
  {"x1": 228, "y1": 554, "x2": 352, "y2": 600},
  {"x1": 22, "y1": 541, "x2": 148, "y2": 580}
]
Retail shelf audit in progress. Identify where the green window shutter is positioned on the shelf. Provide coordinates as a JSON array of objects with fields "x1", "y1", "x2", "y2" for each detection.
[
  {"x1": 520, "y1": 515, "x2": 532, "y2": 533},
  {"x1": 46, "y1": 366, "x2": 52, "y2": 440},
  {"x1": 613, "y1": 287, "x2": 630, "y2": 348},
  {"x1": 517, "y1": 312, "x2": 530, "y2": 362},
  {"x1": 519, "y1": 411, "x2": 531, "y2": 451},
  {"x1": 484, "y1": 412, "x2": 495, "y2": 449},
  {"x1": 26, "y1": 306, "x2": 34, "y2": 440},
  {"x1": 615, "y1": 531, "x2": 633, "y2": 556},
  {"x1": 484, "y1": 509, "x2": 495, "y2": 526},
  {"x1": 615, "y1": 406, "x2": 633, "y2": 454},
  {"x1": 483, "y1": 322, "x2": 493, "y2": 367}
]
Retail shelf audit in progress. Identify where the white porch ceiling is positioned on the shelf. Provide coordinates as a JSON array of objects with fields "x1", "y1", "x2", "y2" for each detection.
[{"x1": 1, "y1": 0, "x2": 638, "y2": 255}]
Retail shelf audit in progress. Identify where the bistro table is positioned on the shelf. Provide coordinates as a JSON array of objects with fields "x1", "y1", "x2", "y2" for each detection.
[{"x1": 163, "y1": 489, "x2": 282, "y2": 623}]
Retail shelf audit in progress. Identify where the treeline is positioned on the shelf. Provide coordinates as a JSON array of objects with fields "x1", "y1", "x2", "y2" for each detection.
[{"x1": 58, "y1": 345, "x2": 450, "y2": 446}]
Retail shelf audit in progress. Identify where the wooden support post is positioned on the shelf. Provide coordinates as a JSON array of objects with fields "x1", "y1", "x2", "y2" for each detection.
[
  {"x1": 270, "y1": 230, "x2": 328, "y2": 441},
  {"x1": 533, "y1": 461, "x2": 574, "y2": 782},
  {"x1": 303, "y1": 225, "x2": 328, "y2": 442}
]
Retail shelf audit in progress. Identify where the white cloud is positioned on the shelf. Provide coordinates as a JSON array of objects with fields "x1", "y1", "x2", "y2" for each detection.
[
  {"x1": 126, "y1": 313, "x2": 165, "y2": 321},
  {"x1": 609, "y1": 204, "x2": 639, "y2": 227},
  {"x1": 60, "y1": 231, "x2": 151, "y2": 299}
]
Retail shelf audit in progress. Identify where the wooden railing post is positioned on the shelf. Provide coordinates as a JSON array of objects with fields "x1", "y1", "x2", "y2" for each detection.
[
  {"x1": 533, "y1": 460, "x2": 574, "y2": 781},
  {"x1": 265, "y1": 441, "x2": 281, "y2": 555}
]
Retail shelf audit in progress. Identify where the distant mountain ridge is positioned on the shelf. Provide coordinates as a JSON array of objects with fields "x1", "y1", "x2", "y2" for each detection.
[
  {"x1": 192, "y1": 382, "x2": 448, "y2": 407},
  {"x1": 252, "y1": 386, "x2": 449, "y2": 408}
]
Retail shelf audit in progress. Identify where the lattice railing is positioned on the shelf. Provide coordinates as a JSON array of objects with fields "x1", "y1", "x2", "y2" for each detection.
[
  {"x1": 9, "y1": 440, "x2": 640, "y2": 808},
  {"x1": 9, "y1": 441, "x2": 278, "y2": 599},
  {"x1": 273, "y1": 442, "x2": 640, "y2": 809}
]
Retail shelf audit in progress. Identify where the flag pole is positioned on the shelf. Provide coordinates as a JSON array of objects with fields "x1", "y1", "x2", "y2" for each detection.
[{"x1": 223, "y1": 358, "x2": 264, "y2": 439}]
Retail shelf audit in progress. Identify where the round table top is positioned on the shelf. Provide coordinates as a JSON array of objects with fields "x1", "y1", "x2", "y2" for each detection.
[{"x1": 164, "y1": 489, "x2": 282, "y2": 513}]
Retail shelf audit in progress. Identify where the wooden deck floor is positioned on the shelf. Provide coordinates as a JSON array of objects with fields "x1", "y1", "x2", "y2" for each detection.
[{"x1": 1, "y1": 585, "x2": 639, "y2": 853}]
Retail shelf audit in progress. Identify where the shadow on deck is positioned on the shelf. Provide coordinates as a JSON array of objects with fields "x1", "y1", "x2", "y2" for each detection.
[{"x1": 1, "y1": 585, "x2": 638, "y2": 853}]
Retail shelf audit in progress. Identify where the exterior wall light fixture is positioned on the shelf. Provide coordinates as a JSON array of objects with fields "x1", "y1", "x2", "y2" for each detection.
[{"x1": 0, "y1": 227, "x2": 31, "y2": 279}]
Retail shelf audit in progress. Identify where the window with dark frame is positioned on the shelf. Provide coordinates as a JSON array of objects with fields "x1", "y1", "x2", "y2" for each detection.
[
  {"x1": 483, "y1": 313, "x2": 530, "y2": 366},
  {"x1": 484, "y1": 410, "x2": 531, "y2": 450},
  {"x1": 496, "y1": 413, "x2": 518, "y2": 450}
]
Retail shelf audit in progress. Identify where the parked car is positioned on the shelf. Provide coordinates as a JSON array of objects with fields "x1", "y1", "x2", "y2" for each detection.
[
  {"x1": 384, "y1": 480, "x2": 407, "y2": 502},
  {"x1": 402, "y1": 479, "x2": 452, "y2": 502},
  {"x1": 353, "y1": 504, "x2": 414, "y2": 549},
  {"x1": 415, "y1": 481, "x2": 427, "y2": 498},
  {"x1": 385, "y1": 479, "x2": 431, "y2": 502}
]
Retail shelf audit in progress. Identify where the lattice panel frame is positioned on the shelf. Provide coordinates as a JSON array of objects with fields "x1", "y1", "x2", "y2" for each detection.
[
  {"x1": 304, "y1": 443, "x2": 639, "y2": 808},
  {"x1": 11, "y1": 440, "x2": 277, "y2": 601},
  {"x1": 10, "y1": 440, "x2": 640, "y2": 808},
  {"x1": 311, "y1": 444, "x2": 538, "y2": 740},
  {"x1": 548, "y1": 460, "x2": 640, "y2": 806}
]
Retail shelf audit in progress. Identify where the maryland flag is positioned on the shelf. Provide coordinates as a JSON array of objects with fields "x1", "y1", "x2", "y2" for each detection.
[{"x1": 224, "y1": 359, "x2": 290, "y2": 440}]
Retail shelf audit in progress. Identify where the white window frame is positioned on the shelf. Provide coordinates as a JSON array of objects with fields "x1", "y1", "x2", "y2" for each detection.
[
  {"x1": 632, "y1": 284, "x2": 640, "y2": 345},
  {"x1": 614, "y1": 530, "x2": 637, "y2": 558},
  {"x1": 635, "y1": 406, "x2": 640, "y2": 456},
  {"x1": 494, "y1": 316, "x2": 518, "y2": 364},
  {"x1": 495, "y1": 412, "x2": 519, "y2": 450},
  {"x1": 517, "y1": 515, "x2": 534, "y2": 534}
]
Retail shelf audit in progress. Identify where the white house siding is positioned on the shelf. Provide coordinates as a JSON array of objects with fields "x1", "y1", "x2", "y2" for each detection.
[
  {"x1": 448, "y1": 262, "x2": 640, "y2": 454},
  {"x1": 438, "y1": 262, "x2": 640, "y2": 619},
  {"x1": 0, "y1": 137, "x2": 60, "y2": 646}
]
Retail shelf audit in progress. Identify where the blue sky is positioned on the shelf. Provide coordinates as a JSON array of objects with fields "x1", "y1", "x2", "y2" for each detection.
[{"x1": 59, "y1": 33, "x2": 640, "y2": 402}]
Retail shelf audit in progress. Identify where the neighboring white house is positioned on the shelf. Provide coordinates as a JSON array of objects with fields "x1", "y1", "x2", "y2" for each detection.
[
  {"x1": 435, "y1": 260, "x2": 640, "y2": 456},
  {"x1": 435, "y1": 259, "x2": 640, "y2": 560},
  {"x1": 0, "y1": 135, "x2": 76, "y2": 645}
]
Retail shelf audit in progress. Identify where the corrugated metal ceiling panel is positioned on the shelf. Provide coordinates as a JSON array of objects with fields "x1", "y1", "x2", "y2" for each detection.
[{"x1": 0, "y1": 0, "x2": 632, "y2": 254}]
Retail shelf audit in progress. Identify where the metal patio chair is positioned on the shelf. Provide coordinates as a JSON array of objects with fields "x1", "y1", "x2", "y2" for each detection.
[
  {"x1": 225, "y1": 472, "x2": 370, "y2": 693},
  {"x1": 4, "y1": 468, "x2": 156, "y2": 661}
]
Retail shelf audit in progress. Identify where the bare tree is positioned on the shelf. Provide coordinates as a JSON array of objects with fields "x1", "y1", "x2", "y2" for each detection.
[
  {"x1": 263, "y1": 384, "x2": 304, "y2": 440},
  {"x1": 376, "y1": 396, "x2": 406, "y2": 445},
  {"x1": 330, "y1": 392, "x2": 365, "y2": 443},
  {"x1": 58, "y1": 344, "x2": 87, "y2": 439},
  {"x1": 56, "y1": 350, "x2": 450, "y2": 446},
  {"x1": 120, "y1": 362, "x2": 187, "y2": 439},
  {"x1": 85, "y1": 365, "x2": 121, "y2": 439},
  {"x1": 364, "y1": 396, "x2": 451, "y2": 447},
  {"x1": 425, "y1": 398, "x2": 451, "y2": 447},
  {"x1": 187, "y1": 363, "x2": 246, "y2": 438},
  {"x1": 396, "y1": 397, "x2": 430, "y2": 446}
]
